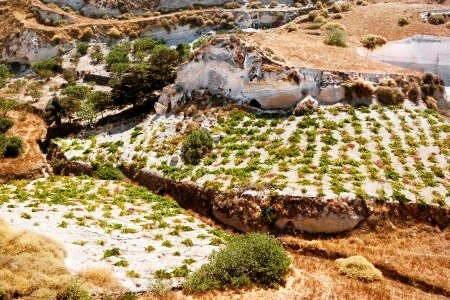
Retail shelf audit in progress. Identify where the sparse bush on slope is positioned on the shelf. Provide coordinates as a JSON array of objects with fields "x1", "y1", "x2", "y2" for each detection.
[
  {"x1": 183, "y1": 233, "x2": 291, "y2": 293},
  {"x1": 0, "y1": 134, "x2": 22, "y2": 157},
  {"x1": 181, "y1": 129, "x2": 213, "y2": 165},
  {"x1": 376, "y1": 86, "x2": 405, "y2": 105},
  {"x1": 0, "y1": 117, "x2": 13, "y2": 133},
  {"x1": 323, "y1": 23, "x2": 347, "y2": 47},
  {"x1": 336, "y1": 256, "x2": 382, "y2": 282},
  {"x1": 360, "y1": 34, "x2": 387, "y2": 50},
  {"x1": 32, "y1": 58, "x2": 61, "y2": 78}
]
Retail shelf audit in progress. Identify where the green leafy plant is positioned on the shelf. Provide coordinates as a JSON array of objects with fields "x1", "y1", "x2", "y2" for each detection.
[
  {"x1": 184, "y1": 233, "x2": 291, "y2": 293},
  {"x1": 182, "y1": 129, "x2": 213, "y2": 165}
]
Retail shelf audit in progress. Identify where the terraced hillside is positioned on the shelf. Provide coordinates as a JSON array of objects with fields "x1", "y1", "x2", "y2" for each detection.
[
  {"x1": 0, "y1": 0, "x2": 449, "y2": 298},
  {"x1": 57, "y1": 105, "x2": 449, "y2": 206},
  {"x1": 0, "y1": 176, "x2": 226, "y2": 292}
]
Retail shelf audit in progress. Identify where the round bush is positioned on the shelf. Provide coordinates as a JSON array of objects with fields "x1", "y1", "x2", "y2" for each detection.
[
  {"x1": 323, "y1": 23, "x2": 348, "y2": 47},
  {"x1": 0, "y1": 135, "x2": 22, "y2": 158},
  {"x1": 183, "y1": 233, "x2": 291, "y2": 293},
  {"x1": 376, "y1": 86, "x2": 405, "y2": 105},
  {"x1": 181, "y1": 129, "x2": 213, "y2": 165},
  {"x1": 0, "y1": 117, "x2": 13, "y2": 133},
  {"x1": 336, "y1": 255, "x2": 382, "y2": 281},
  {"x1": 76, "y1": 42, "x2": 89, "y2": 55}
]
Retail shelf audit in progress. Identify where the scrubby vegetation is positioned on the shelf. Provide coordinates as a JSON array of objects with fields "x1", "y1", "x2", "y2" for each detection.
[
  {"x1": 32, "y1": 58, "x2": 61, "y2": 78},
  {"x1": 360, "y1": 34, "x2": 387, "y2": 50},
  {"x1": 0, "y1": 64, "x2": 11, "y2": 88},
  {"x1": 376, "y1": 86, "x2": 405, "y2": 105},
  {"x1": 0, "y1": 217, "x2": 73, "y2": 299},
  {"x1": 182, "y1": 129, "x2": 213, "y2": 165},
  {"x1": 323, "y1": 23, "x2": 348, "y2": 47},
  {"x1": 184, "y1": 233, "x2": 291, "y2": 292},
  {"x1": 0, "y1": 134, "x2": 22, "y2": 157},
  {"x1": 336, "y1": 256, "x2": 382, "y2": 282}
]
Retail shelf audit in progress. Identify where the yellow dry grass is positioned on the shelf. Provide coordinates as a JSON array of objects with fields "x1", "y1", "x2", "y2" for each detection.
[
  {"x1": 336, "y1": 255, "x2": 382, "y2": 282},
  {"x1": 281, "y1": 217, "x2": 450, "y2": 292},
  {"x1": 0, "y1": 218, "x2": 122, "y2": 299},
  {"x1": 77, "y1": 267, "x2": 122, "y2": 293},
  {"x1": 0, "y1": 218, "x2": 71, "y2": 300},
  {"x1": 140, "y1": 249, "x2": 447, "y2": 300}
]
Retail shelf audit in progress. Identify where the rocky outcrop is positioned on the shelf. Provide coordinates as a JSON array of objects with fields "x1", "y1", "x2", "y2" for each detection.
[
  {"x1": 42, "y1": 0, "x2": 304, "y2": 17},
  {"x1": 157, "y1": 36, "x2": 449, "y2": 112},
  {"x1": 1, "y1": 29, "x2": 73, "y2": 64},
  {"x1": 30, "y1": 5, "x2": 75, "y2": 25}
]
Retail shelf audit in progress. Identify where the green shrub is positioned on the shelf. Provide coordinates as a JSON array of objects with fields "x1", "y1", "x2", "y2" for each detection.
[
  {"x1": 93, "y1": 163, "x2": 125, "y2": 180},
  {"x1": 0, "y1": 134, "x2": 22, "y2": 158},
  {"x1": 376, "y1": 86, "x2": 405, "y2": 105},
  {"x1": 360, "y1": 34, "x2": 387, "y2": 50},
  {"x1": 32, "y1": 59, "x2": 61, "y2": 78},
  {"x1": 133, "y1": 38, "x2": 163, "y2": 53},
  {"x1": 0, "y1": 117, "x2": 13, "y2": 133},
  {"x1": 181, "y1": 129, "x2": 213, "y2": 165},
  {"x1": 0, "y1": 64, "x2": 11, "y2": 88},
  {"x1": 183, "y1": 233, "x2": 291, "y2": 293},
  {"x1": 62, "y1": 85, "x2": 91, "y2": 100},
  {"x1": 56, "y1": 279, "x2": 90, "y2": 300},
  {"x1": 106, "y1": 46, "x2": 130, "y2": 67},
  {"x1": 76, "y1": 42, "x2": 89, "y2": 55},
  {"x1": 323, "y1": 23, "x2": 347, "y2": 47},
  {"x1": 63, "y1": 69, "x2": 78, "y2": 83}
]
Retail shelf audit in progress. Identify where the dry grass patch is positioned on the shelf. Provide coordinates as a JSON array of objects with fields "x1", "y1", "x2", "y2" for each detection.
[
  {"x1": 0, "y1": 218, "x2": 72, "y2": 299},
  {"x1": 336, "y1": 256, "x2": 382, "y2": 281},
  {"x1": 280, "y1": 215, "x2": 450, "y2": 292},
  {"x1": 77, "y1": 268, "x2": 122, "y2": 292}
]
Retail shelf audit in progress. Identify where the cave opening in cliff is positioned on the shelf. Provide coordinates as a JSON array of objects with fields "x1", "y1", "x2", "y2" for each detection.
[{"x1": 249, "y1": 99, "x2": 262, "y2": 108}]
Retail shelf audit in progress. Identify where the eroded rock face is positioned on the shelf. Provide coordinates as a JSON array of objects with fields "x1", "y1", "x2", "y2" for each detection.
[
  {"x1": 156, "y1": 37, "x2": 360, "y2": 111},
  {"x1": 1, "y1": 30, "x2": 72, "y2": 64},
  {"x1": 42, "y1": 0, "x2": 148, "y2": 17},
  {"x1": 158, "y1": 36, "x2": 449, "y2": 112}
]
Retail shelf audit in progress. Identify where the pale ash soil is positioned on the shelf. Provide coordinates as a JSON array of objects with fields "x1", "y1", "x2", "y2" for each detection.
[
  {"x1": 58, "y1": 102, "x2": 449, "y2": 206},
  {"x1": 0, "y1": 177, "x2": 224, "y2": 291}
]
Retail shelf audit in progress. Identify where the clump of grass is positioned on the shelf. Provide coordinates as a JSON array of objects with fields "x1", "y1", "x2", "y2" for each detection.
[
  {"x1": 342, "y1": 79, "x2": 375, "y2": 100},
  {"x1": 0, "y1": 218, "x2": 73, "y2": 299},
  {"x1": 398, "y1": 17, "x2": 410, "y2": 26},
  {"x1": 183, "y1": 233, "x2": 291, "y2": 293},
  {"x1": 376, "y1": 86, "x2": 405, "y2": 105},
  {"x1": 323, "y1": 23, "x2": 347, "y2": 47},
  {"x1": 336, "y1": 255, "x2": 382, "y2": 281},
  {"x1": 360, "y1": 34, "x2": 387, "y2": 50}
]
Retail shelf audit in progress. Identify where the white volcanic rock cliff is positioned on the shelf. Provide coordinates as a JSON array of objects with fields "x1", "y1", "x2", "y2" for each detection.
[{"x1": 157, "y1": 36, "x2": 449, "y2": 112}]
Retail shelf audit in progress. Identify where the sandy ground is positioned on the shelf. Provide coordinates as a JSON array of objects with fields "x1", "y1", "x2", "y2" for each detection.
[{"x1": 247, "y1": 2, "x2": 450, "y2": 74}]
